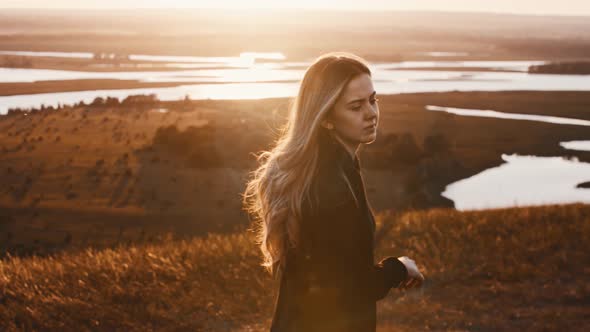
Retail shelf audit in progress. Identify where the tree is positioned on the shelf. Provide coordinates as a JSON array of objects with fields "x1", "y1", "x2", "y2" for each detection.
[
  {"x1": 391, "y1": 133, "x2": 422, "y2": 164},
  {"x1": 423, "y1": 134, "x2": 451, "y2": 156}
]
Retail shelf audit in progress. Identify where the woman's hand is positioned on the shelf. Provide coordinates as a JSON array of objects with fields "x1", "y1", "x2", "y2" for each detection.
[{"x1": 397, "y1": 256, "x2": 425, "y2": 290}]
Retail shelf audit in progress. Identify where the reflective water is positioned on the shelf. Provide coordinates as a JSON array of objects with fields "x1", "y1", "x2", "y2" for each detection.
[
  {"x1": 373, "y1": 60, "x2": 545, "y2": 72},
  {"x1": 0, "y1": 62, "x2": 554, "y2": 84},
  {"x1": 0, "y1": 82, "x2": 299, "y2": 112},
  {"x1": 0, "y1": 66, "x2": 304, "y2": 83},
  {"x1": 415, "y1": 51, "x2": 471, "y2": 57},
  {"x1": 426, "y1": 105, "x2": 590, "y2": 210},
  {"x1": 0, "y1": 50, "x2": 284, "y2": 63},
  {"x1": 442, "y1": 154, "x2": 590, "y2": 210},
  {"x1": 0, "y1": 50, "x2": 94, "y2": 58},
  {"x1": 426, "y1": 105, "x2": 590, "y2": 127},
  {"x1": 2, "y1": 68, "x2": 590, "y2": 113},
  {"x1": 560, "y1": 141, "x2": 590, "y2": 152},
  {"x1": 2, "y1": 51, "x2": 589, "y2": 113}
]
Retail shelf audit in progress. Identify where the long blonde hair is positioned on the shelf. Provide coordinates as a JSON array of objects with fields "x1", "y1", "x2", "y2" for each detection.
[{"x1": 242, "y1": 52, "x2": 371, "y2": 278}]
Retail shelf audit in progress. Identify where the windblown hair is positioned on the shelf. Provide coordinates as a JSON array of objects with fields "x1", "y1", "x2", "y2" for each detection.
[{"x1": 242, "y1": 52, "x2": 371, "y2": 278}]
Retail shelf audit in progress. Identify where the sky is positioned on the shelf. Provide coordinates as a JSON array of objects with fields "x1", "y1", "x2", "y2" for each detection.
[{"x1": 2, "y1": 0, "x2": 590, "y2": 16}]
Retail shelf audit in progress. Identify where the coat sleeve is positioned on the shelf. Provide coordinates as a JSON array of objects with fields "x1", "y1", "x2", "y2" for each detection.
[
  {"x1": 371, "y1": 256, "x2": 409, "y2": 300},
  {"x1": 301, "y1": 181, "x2": 408, "y2": 304}
]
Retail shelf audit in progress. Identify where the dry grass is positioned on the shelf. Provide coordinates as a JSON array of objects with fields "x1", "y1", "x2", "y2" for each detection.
[
  {"x1": 0, "y1": 232, "x2": 269, "y2": 331},
  {"x1": 374, "y1": 203, "x2": 590, "y2": 331},
  {"x1": 1, "y1": 203, "x2": 589, "y2": 331}
]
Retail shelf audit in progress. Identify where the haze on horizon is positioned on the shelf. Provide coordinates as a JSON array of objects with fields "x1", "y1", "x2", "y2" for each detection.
[{"x1": 2, "y1": 0, "x2": 590, "y2": 17}]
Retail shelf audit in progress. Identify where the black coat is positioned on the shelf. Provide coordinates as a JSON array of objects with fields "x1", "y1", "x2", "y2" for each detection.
[{"x1": 270, "y1": 129, "x2": 408, "y2": 332}]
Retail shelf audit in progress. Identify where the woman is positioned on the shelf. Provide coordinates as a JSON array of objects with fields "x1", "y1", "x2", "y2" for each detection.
[{"x1": 242, "y1": 52, "x2": 425, "y2": 332}]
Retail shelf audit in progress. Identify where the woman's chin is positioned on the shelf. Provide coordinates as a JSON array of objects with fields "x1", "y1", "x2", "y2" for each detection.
[{"x1": 361, "y1": 132, "x2": 377, "y2": 144}]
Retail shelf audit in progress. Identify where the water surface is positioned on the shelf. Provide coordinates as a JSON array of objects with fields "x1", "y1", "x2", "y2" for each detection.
[
  {"x1": 428, "y1": 105, "x2": 590, "y2": 210},
  {"x1": 442, "y1": 154, "x2": 590, "y2": 210},
  {"x1": 426, "y1": 105, "x2": 590, "y2": 127}
]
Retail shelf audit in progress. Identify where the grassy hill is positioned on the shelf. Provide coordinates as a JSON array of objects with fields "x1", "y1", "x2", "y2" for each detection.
[
  {"x1": 1, "y1": 203, "x2": 588, "y2": 331},
  {"x1": 1, "y1": 91, "x2": 589, "y2": 259}
]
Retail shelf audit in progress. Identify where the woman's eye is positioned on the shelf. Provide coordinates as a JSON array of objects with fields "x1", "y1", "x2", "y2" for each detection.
[{"x1": 351, "y1": 98, "x2": 378, "y2": 111}]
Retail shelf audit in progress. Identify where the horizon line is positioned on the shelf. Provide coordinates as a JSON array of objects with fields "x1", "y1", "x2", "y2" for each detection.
[{"x1": 1, "y1": 8, "x2": 590, "y2": 18}]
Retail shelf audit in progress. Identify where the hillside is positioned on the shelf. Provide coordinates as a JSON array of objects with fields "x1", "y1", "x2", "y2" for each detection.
[
  {"x1": 1, "y1": 91, "x2": 589, "y2": 259},
  {"x1": 0, "y1": 203, "x2": 588, "y2": 331}
]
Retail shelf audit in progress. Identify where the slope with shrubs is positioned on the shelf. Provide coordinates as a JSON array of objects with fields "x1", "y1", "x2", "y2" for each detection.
[{"x1": 1, "y1": 203, "x2": 589, "y2": 331}]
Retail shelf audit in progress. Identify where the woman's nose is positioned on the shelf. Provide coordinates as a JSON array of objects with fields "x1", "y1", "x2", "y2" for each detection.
[{"x1": 365, "y1": 105, "x2": 377, "y2": 118}]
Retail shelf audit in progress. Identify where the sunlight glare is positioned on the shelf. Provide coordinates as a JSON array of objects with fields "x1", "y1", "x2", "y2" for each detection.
[{"x1": 236, "y1": 52, "x2": 286, "y2": 67}]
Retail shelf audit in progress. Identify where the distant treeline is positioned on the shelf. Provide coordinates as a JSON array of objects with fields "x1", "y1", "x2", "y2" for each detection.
[
  {"x1": 4, "y1": 93, "x2": 191, "y2": 116},
  {"x1": 148, "y1": 119, "x2": 460, "y2": 208},
  {"x1": 151, "y1": 120, "x2": 459, "y2": 170},
  {"x1": 528, "y1": 61, "x2": 590, "y2": 75},
  {"x1": 150, "y1": 122, "x2": 271, "y2": 169},
  {"x1": 93, "y1": 52, "x2": 129, "y2": 61}
]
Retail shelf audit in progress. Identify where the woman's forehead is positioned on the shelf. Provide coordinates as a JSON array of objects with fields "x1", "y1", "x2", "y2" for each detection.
[{"x1": 341, "y1": 74, "x2": 375, "y2": 102}]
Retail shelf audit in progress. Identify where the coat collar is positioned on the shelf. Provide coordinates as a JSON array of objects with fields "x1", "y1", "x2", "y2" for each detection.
[{"x1": 317, "y1": 127, "x2": 361, "y2": 174}]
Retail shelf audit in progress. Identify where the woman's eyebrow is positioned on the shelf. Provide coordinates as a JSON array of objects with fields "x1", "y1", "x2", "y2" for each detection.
[{"x1": 346, "y1": 91, "x2": 377, "y2": 105}]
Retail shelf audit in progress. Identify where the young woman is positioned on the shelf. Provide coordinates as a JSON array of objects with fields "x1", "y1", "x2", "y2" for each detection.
[{"x1": 243, "y1": 52, "x2": 425, "y2": 332}]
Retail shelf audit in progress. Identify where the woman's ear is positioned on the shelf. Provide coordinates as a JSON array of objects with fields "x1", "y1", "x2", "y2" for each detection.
[{"x1": 321, "y1": 120, "x2": 334, "y2": 130}]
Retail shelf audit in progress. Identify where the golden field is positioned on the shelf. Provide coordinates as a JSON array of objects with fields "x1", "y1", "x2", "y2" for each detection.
[{"x1": 0, "y1": 203, "x2": 588, "y2": 331}]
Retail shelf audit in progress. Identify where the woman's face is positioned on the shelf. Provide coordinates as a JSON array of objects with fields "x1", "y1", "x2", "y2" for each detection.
[{"x1": 323, "y1": 73, "x2": 379, "y2": 151}]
